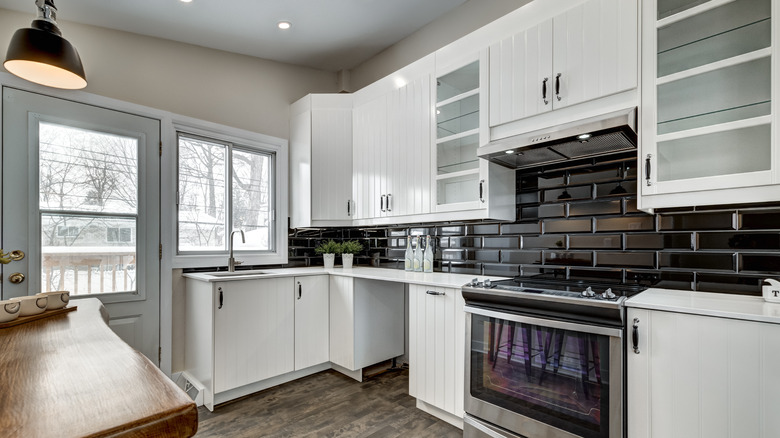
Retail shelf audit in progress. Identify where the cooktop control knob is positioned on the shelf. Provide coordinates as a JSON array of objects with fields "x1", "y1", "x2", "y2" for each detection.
[
  {"x1": 484, "y1": 279, "x2": 493, "y2": 288},
  {"x1": 602, "y1": 288, "x2": 617, "y2": 300},
  {"x1": 470, "y1": 278, "x2": 480, "y2": 287},
  {"x1": 581, "y1": 286, "x2": 596, "y2": 298}
]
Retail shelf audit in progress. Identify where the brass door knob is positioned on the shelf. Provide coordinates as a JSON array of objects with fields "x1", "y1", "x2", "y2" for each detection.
[
  {"x1": 8, "y1": 273, "x2": 25, "y2": 284},
  {"x1": 9, "y1": 250, "x2": 24, "y2": 261}
]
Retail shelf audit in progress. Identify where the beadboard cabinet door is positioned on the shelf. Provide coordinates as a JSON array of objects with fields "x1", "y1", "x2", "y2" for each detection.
[
  {"x1": 213, "y1": 277, "x2": 295, "y2": 394},
  {"x1": 489, "y1": 0, "x2": 638, "y2": 126},
  {"x1": 408, "y1": 284, "x2": 465, "y2": 419},
  {"x1": 293, "y1": 275, "x2": 329, "y2": 371},
  {"x1": 627, "y1": 308, "x2": 780, "y2": 437}
]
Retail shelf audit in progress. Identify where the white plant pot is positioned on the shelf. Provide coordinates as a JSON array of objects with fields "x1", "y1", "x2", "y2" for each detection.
[
  {"x1": 342, "y1": 253, "x2": 354, "y2": 269},
  {"x1": 323, "y1": 253, "x2": 335, "y2": 269}
]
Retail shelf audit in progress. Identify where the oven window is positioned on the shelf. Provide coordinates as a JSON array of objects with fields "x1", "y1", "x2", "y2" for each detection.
[{"x1": 470, "y1": 313, "x2": 612, "y2": 438}]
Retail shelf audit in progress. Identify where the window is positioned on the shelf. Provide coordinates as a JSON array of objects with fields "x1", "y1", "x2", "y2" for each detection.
[
  {"x1": 107, "y1": 227, "x2": 133, "y2": 243},
  {"x1": 177, "y1": 132, "x2": 275, "y2": 257}
]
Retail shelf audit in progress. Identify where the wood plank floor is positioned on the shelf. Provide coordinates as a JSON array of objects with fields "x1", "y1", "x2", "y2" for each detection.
[{"x1": 195, "y1": 369, "x2": 462, "y2": 437}]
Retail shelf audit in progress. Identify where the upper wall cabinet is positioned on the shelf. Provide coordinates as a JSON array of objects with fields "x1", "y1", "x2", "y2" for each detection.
[
  {"x1": 352, "y1": 55, "x2": 434, "y2": 222},
  {"x1": 638, "y1": 0, "x2": 780, "y2": 211},
  {"x1": 433, "y1": 50, "x2": 515, "y2": 221},
  {"x1": 290, "y1": 94, "x2": 353, "y2": 227},
  {"x1": 488, "y1": 0, "x2": 639, "y2": 128}
]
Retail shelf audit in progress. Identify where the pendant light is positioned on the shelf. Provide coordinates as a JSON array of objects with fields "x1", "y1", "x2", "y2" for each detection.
[{"x1": 4, "y1": 0, "x2": 86, "y2": 90}]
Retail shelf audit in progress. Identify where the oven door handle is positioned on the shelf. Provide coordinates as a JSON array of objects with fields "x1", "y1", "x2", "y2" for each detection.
[{"x1": 464, "y1": 305, "x2": 623, "y2": 338}]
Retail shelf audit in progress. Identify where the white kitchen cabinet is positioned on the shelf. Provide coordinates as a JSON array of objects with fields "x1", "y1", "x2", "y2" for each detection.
[
  {"x1": 434, "y1": 49, "x2": 515, "y2": 221},
  {"x1": 290, "y1": 94, "x2": 354, "y2": 227},
  {"x1": 638, "y1": 0, "x2": 780, "y2": 211},
  {"x1": 408, "y1": 284, "x2": 465, "y2": 423},
  {"x1": 184, "y1": 277, "x2": 295, "y2": 410},
  {"x1": 627, "y1": 307, "x2": 780, "y2": 437},
  {"x1": 329, "y1": 276, "x2": 405, "y2": 380},
  {"x1": 294, "y1": 275, "x2": 329, "y2": 371},
  {"x1": 352, "y1": 55, "x2": 434, "y2": 222},
  {"x1": 489, "y1": 0, "x2": 638, "y2": 126}
]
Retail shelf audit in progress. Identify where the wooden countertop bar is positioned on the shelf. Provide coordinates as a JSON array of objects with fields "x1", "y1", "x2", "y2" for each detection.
[{"x1": 0, "y1": 298, "x2": 197, "y2": 438}]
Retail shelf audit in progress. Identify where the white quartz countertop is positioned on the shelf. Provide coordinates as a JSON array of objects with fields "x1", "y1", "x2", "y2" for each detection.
[
  {"x1": 182, "y1": 266, "x2": 507, "y2": 289},
  {"x1": 626, "y1": 288, "x2": 780, "y2": 325}
]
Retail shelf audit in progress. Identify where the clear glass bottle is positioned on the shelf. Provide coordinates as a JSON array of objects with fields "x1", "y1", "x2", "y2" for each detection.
[
  {"x1": 423, "y1": 235, "x2": 433, "y2": 273},
  {"x1": 404, "y1": 235, "x2": 413, "y2": 271},
  {"x1": 413, "y1": 236, "x2": 422, "y2": 272}
]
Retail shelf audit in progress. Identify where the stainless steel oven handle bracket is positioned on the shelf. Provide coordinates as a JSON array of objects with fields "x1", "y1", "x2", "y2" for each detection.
[{"x1": 464, "y1": 305, "x2": 623, "y2": 338}]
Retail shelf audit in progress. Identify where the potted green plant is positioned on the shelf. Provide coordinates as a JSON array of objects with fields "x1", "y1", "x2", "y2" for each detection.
[
  {"x1": 339, "y1": 240, "x2": 364, "y2": 269},
  {"x1": 314, "y1": 240, "x2": 341, "y2": 269}
]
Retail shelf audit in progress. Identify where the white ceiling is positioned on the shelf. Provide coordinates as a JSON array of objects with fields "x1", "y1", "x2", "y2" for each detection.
[{"x1": 0, "y1": 0, "x2": 469, "y2": 72}]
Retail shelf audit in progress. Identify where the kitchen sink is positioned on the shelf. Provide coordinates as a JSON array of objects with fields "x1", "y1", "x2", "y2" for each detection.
[{"x1": 204, "y1": 270, "x2": 272, "y2": 278}]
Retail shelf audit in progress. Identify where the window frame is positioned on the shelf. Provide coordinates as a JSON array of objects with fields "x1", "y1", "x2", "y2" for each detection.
[{"x1": 170, "y1": 121, "x2": 288, "y2": 268}]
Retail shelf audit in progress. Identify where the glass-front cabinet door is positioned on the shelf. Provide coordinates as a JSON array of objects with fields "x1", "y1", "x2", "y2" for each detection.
[
  {"x1": 639, "y1": 0, "x2": 780, "y2": 211},
  {"x1": 434, "y1": 51, "x2": 490, "y2": 211}
]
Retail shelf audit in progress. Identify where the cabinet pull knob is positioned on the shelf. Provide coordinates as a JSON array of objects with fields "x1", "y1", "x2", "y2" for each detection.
[
  {"x1": 387, "y1": 194, "x2": 392, "y2": 212},
  {"x1": 347, "y1": 200, "x2": 351, "y2": 216},
  {"x1": 555, "y1": 73, "x2": 562, "y2": 101},
  {"x1": 426, "y1": 290, "x2": 445, "y2": 296},
  {"x1": 645, "y1": 154, "x2": 652, "y2": 186},
  {"x1": 542, "y1": 77, "x2": 549, "y2": 105},
  {"x1": 218, "y1": 288, "x2": 224, "y2": 309},
  {"x1": 380, "y1": 194, "x2": 386, "y2": 212},
  {"x1": 479, "y1": 180, "x2": 485, "y2": 203},
  {"x1": 632, "y1": 317, "x2": 640, "y2": 354}
]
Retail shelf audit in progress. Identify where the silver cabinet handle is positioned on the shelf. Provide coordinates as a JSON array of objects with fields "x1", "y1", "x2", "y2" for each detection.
[
  {"x1": 347, "y1": 200, "x2": 351, "y2": 216},
  {"x1": 479, "y1": 179, "x2": 485, "y2": 203},
  {"x1": 380, "y1": 194, "x2": 386, "y2": 212},
  {"x1": 297, "y1": 281, "x2": 302, "y2": 300},
  {"x1": 387, "y1": 194, "x2": 392, "y2": 212},
  {"x1": 555, "y1": 73, "x2": 562, "y2": 101},
  {"x1": 542, "y1": 77, "x2": 549, "y2": 105},
  {"x1": 426, "y1": 290, "x2": 445, "y2": 296},
  {"x1": 218, "y1": 287, "x2": 224, "y2": 309},
  {"x1": 632, "y1": 317, "x2": 640, "y2": 354}
]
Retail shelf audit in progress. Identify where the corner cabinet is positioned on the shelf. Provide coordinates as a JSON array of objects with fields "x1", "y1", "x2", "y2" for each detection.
[
  {"x1": 290, "y1": 94, "x2": 354, "y2": 227},
  {"x1": 433, "y1": 49, "x2": 515, "y2": 221},
  {"x1": 638, "y1": 0, "x2": 780, "y2": 211},
  {"x1": 627, "y1": 307, "x2": 780, "y2": 437},
  {"x1": 408, "y1": 284, "x2": 466, "y2": 426}
]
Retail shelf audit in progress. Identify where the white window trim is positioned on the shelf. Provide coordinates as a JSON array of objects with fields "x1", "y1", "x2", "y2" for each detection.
[{"x1": 169, "y1": 119, "x2": 288, "y2": 269}]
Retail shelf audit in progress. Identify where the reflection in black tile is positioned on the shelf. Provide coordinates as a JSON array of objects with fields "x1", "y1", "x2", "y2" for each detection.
[
  {"x1": 388, "y1": 229, "x2": 407, "y2": 237},
  {"x1": 595, "y1": 216, "x2": 654, "y2": 232},
  {"x1": 523, "y1": 235, "x2": 566, "y2": 249},
  {"x1": 517, "y1": 192, "x2": 540, "y2": 205},
  {"x1": 483, "y1": 263, "x2": 520, "y2": 277},
  {"x1": 386, "y1": 249, "x2": 406, "y2": 259},
  {"x1": 626, "y1": 270, "x2": 693, "y2": 290},
  {"x1": 520, "y1": 206, "x2": 539, "y2": 220},
  {"x1": 438, "y1": 225, "x2": 466, "y2": 235},
  {"x1": 434, "y1": 237, "x2": 448, "y2": 248},
  {"x1": 624, "y1": 198, "x2": 639, "y2": 214},
  {"x1": 538, "y1": 173, "x2": 566, "y2": 189},
  {"x1": 569, "y1": 166, "x2": 622, "y2": 185},
  {"x1": 659, "y1": 253, "x2": 734, "y2": 271},
  {"x1": 568, "y1": 268, "x2": 623, "y2": 282},
  {"x1": 543, "y1": 218, "x2": 592, "y2": 233},
  {"x1": 596, "y1": 252, "x2": 655, "y2": 268},
  {"x1": 471, "y1": 250, "x2": 500, "y2": 262},
  {"x1": 501, "y1": 251, "x2": 542, "y2": 264},
  {"x1": 520, "y1": 267, "x2": 567, "y2": 277},
  {"x1": 596, "y1": 181, "x2": 638, "y2": 198},
  {"x1": 739, "y1": 254, "x2": 780, "y2": 273},
  {"x1": 502, "y1": 223, "x2": 541, "y2": 235},
  {"x1": 543, "y1": 186, "x2": 591, "y2": 202},
  {"x1": 468, "y1": 224, "x2": 500, "y2": 235},
  {"x1": 625, "y1": 233, "x2": 692, "y2": 250},
  {"x1": 448, "y1": 262, "x2": 481, "y2": 275},
  {"x1": 448, "y1": 237, "x2": 481, "y2": 248},
  {"x1": 483, "y1": 236, "x2": 520, "y2": 249},
  {"x1": 696, "y1": 273, "x2": 763, "y2": 295},
  {"x1": 739, "y1": 210, "x2": 780, "y2": 230},
  {"x1": 569, "y1": 235, "x2": 621, "y2": 249},
  {"x1": 568, "y1": 200, "x2": 622, "y2": 217},
  {"x1": 659, "y1": 212, "x2": 735, "y2": 231},
  {"x1": 410, "y1": 227, "x2": 434, "y2": 236},
  {"x1": 698, "y1": 232, "x2": 780, "y2": 250},
  {"x1": 518, "y1": 174, "x2": 539, "y2": 190},
  {"x1": 441, "y1": 249, "x2": 466, "y2": 261},
  {"x1": 544, "y1": 251, "x2": 593, "y2": 266},
  {"x1": 539, "y1": 204, "x2": 566, "y2": 218}
]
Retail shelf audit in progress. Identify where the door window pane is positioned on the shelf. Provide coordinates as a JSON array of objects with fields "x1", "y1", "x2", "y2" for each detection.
[
  {"x1": 177, "y1": 136, "x2": 227, "y2": 251},
  {"x1": 41, "y1": 215, "x2": 136, "y2": 295},
  {"x1": 39, "y1": 122, "x2": 138, "y2": 214}
]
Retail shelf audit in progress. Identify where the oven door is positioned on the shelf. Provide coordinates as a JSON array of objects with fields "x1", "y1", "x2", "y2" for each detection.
[{"x1": 465, "y1": 306, "x2": 623, "y2": 438}]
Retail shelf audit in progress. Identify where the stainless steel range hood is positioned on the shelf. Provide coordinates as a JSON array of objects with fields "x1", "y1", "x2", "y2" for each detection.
[{"x1": 478, "y1": 108, "x2": 637, "y2": 170}]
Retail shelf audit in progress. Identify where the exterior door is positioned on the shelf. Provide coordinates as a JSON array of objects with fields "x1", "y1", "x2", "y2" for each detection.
[{"x1": 2, "y1": 87, "x2": 161, "y2": 364}]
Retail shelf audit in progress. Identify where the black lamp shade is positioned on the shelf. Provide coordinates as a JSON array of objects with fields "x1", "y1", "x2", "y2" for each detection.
[{"x1": 4, "y1": 26, "x2": 87, "y2": 89}]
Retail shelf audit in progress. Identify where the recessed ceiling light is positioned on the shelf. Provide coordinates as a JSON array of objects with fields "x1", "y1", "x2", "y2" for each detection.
[
  {"x1": 278, "y1": 21, "x2": 291, "y2": 30},
  {"x1": 180, "y1": 0, "x2": 193, "y2": 3},
  {"x1": 505, "y1": 150, "x2": 515, "y2": 154},
  {"x1": 578, "y1": 133, "x2": 592, "y2": 140}
]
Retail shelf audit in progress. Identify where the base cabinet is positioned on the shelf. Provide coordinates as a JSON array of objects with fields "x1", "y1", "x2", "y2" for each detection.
[
  {"x1": 408, "y1": 284, "x2": 465, "y2": 419},
  {"x1": 627, "y1": 308, "x2": 780, "y2": 437},
  {"x1": 294, "y1": 275, "x2": 330, "y2": 371},
  {"x1": 329, "y1": 276, "x2": 405, "y2": 378}
]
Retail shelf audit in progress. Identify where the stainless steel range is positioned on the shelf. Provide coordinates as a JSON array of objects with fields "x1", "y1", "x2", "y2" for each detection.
[{"x1": 462, "y1": 275, "x2": 649, "y2": 438}]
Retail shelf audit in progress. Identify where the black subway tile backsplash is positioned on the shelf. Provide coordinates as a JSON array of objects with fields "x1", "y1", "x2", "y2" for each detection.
[{"x1": 288, "y1": 158, "x2": 777, "y2": 293}]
